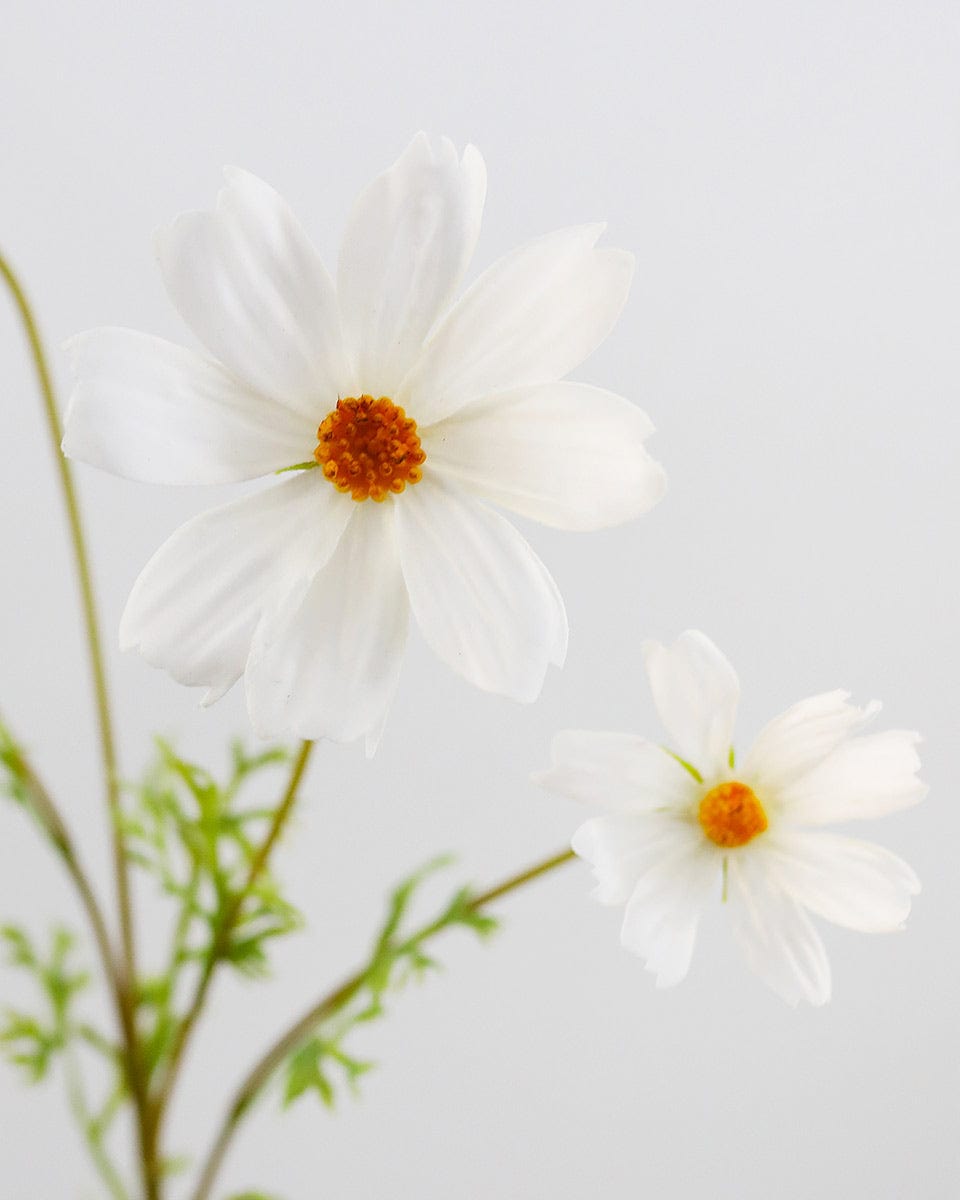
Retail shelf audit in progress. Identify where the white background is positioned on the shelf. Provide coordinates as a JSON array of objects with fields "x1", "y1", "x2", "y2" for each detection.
[{"x1": 1, "y1": 2, "x2": 958, "y2": 1197}]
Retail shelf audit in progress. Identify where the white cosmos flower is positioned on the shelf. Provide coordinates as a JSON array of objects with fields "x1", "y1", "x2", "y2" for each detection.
[
  {"x1": 62, "y1": 134, "x2": 666, "y2": 751},
  {"x1": 536, "y1": 631, "x2": 926, "y2": 1005}
]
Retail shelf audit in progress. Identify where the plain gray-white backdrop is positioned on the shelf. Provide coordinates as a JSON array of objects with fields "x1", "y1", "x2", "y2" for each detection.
[{"x1": 1, "y1": 2, "x2": 958, "y2": 1197}]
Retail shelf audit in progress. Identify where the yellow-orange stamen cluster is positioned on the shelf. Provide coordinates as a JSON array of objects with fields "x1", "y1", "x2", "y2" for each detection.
[
  {"x1": 314, "y1": 395, "x2": 425, "y2": 502},
  {"x1": 698, "y1": 781, "x2": 768, "y2": 849}
]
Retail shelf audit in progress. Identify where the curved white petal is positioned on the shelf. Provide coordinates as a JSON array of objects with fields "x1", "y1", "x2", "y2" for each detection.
[
  {"x1": 422, "y1": 383, "x2": 666, "y2": 530},
  {"x1": 776, "y1": 730, "x2": 927, "y2": 825},
  {"x1": 120, "y1": 473, "x2": 351, "y2": 704},
  {"x1": 572, "y1": 813, "x2": 705, "y2": 908},
  {"x1": 156, "y1": 168, "x2": 347, "y2": 420},
  {"x1": 535, "y1": 732, "x2": 698, "y2": 814},
  {"x1": 402, "y1": 225, "x2": 634, "y2": 425},
  {"x1": 63, "y1": 329, "x2": 314, "y2": 483},
  {"x1": 396, "y1": 475, "x2": 567, "y2": 702},
  {"x1": 641, "y1": 631, "x2": 740, "y2": 779},
  {"x1": 337, "y1": 133, "x2": 486, "y2": 395},
  {"x1": 619, "y1": 837, "x2": 718, "y2": 987},
  {"x1": 245, "y1": 503, "x2": 408, "y2": 748},
  {"x1": 742, "y1": 691, "x2": 881, "y2": 796},
  {"x1": 728, "y1": 852, "x2": 832, "y2": 1006},
  {"x1": 761, "y1": 831, "x2": 920, "y2": 933}
]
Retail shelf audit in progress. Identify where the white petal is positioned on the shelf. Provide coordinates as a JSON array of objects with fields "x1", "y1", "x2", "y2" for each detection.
[
  {"x1": 777, "y1": 730, "x2": 927, "y2": 824},
  {"x1": 535, "y1": 731, "x2": 698, "y2": 814},
  {"x1": 156, "y1": 168, "x2": 347, "y2": 420},
  {"x1": 337, "y1": 133, "x2": 486, "y2": 395},
  {"x1": 422, "y1": 382, "x2": 666, "y2": 530},
  {"x1": 63, "y1": 329, "x2": 314, "y2": 483},
  {"x1": 761, "y1": 831, "x2": 920, "y2": 932},
  {"x1": 572, "y1": 813, "x2": 705, "y2": 908},
  {"x1": 743, "y1": 691, "x2": 881, "y2": 795},
  {"x1": 245, "y1": 502, "x2": 408, "y2": 747},
  {"x1": 120, "y1": 473, "x2": 351, "y2": 704},
  {"x1": 641, "y1": 631, "x2": 740, "y2": 779},
  {"x1": 395, "y1": 475, "x2": 567, "y2": 702},
  {"x1": 619, "y1": 837, "x2": 718, "y2": 987},
  {"x1": 728, "y1": 853, "x2": 832, "y2": 1006},
  {"x1": 401, "y1": 225, "x2": 634, "y2": 426}
]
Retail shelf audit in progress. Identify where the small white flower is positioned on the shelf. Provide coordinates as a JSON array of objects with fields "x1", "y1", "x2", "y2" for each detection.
[
  {"x1": 63, "y1": 134, "x2": 665, "y2": 751},
  {"x1": 536, "y1": 631, "x2": 926, "y2": 1005}
]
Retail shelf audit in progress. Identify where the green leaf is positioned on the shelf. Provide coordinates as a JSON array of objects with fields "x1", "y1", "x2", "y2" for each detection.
[
  {"x1": 282, "y1": 1036, "x2": 374, "y2": 1110},
  {"x1": 124, "y1": 738, "x2": 301, "y2": 981},
  {"x1": 0, "y1": 925, "x2": 97, "y2": 1084},
  {"x1": 0, "y1": 721, "x2": 31, "y2": 809},
  {"x1": 1, "y1": 925, "x2": 37, "y2": 969},
  {"x1": 0, "y1": 1011, "x2": 58, "y2": 1081},
  {"x1": 279, "y1": 856, "x2": 502, "y2": 1114},
  {"x1": 439, "y1": 887, "x2": 500, "y2": 939},
  {"x1": 159, "y1": 1154, "x2": 191, "y2": 1177},
  {"x1": 283, "y1": 1039, "x2": 333, "y2": 1107},
  {"x1": 373, "y1": 854, "x2": 453, "y2": 958},
  {"x1": 117, "y1": 740, "x2": 304, "y2": 1081}
]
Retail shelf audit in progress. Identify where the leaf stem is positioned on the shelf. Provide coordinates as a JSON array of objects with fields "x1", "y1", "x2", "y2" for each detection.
[
  {"x1": 6, "y1": 740, "x2": 116, "y2": 1014},
  {"x1": 188, "y1": 844, "x2": 576, "y2": 1200},
  {"x1": 0, "y1": 253, "x2": 155, "y2": 1199},
  {"x1": 65, "y1": 1044, "x2": 131, "y2": 1200},
  {"x1": 150, "y1": 741, "x2": 315, "y2": 1146}
]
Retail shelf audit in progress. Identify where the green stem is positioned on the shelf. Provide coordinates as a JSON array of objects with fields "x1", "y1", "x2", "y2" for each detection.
[
  {"x1": 0, "y1": 252, "x2": 156, "y2": 1199},
  {"x1": 0, "y1": 252, "x2": 136, "y2": 982},
  {"x1": 168, "y1": 864, "x2": 202, "y2": 990},
  {"x1": 189, "y1": 845, "x2": 576, "y2": 1200},
  {"x1": 92, "y1": 1076, "x2": 129, "y2": 1139},
  {"x1": 7, "y1": 740, "x2": 118, "y2": 1020},
  {"x1": 65, "y1": 1045, "x2": 131, "y2": 1200},
  {"x1": 150, "y1": 741, "x2": 315, "y2": 1149},
  {"x1": 147, "y1": 859, "x2": 202, "y2": 1080}
]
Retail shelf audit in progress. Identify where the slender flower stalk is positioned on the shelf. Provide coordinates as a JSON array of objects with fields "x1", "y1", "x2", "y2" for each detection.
[
  {"x1": 189, "y1": 845, "x2": 575, "y2": 1200},
  {"x1": 0, "y1": 253, "x2": 156, "y2": 1199},
  {"x1": 0, "y1": 252, "x2": 135, "y2": 978},
  {"x1": 150, "y1": 740, "x2": 315, "y2": 1144}
]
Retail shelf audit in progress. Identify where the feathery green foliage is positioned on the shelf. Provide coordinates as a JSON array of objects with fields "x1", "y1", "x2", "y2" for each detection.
[
  {"x1": 125, "y1": 740, "x2": 300, "y2": 970},
  {"x1": 122, "y1": 740, "x2": 302, "y2": 1081},
  {"x1": 0, "y1": 923, "x2": 130, "y2": 1198},
  {"x1": 0, "y1": 925, "x2": 91, "y2": 1081},
  {"x1": 0, "y1": 721, "x2": 31, "y2": 811},
  {"x1": 281, "y1": 857, "x2": 499, "y2": 1111}
]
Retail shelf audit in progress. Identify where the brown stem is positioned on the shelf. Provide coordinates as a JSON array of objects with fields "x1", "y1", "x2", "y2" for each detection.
[{"x1": 189, "y1": 845, "x2": 576, "y2": 1200}]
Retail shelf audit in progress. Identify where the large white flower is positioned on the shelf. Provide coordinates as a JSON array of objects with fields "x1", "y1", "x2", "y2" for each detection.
[
  {"x1": 536, "y1": 631, "x2": 926, "y2": 1005},
  {"x1": 62, "y1": 134, "x2": 665, "y2": 750}
]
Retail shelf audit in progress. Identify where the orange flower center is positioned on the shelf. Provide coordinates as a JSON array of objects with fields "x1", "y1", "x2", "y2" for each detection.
[
  {"x1": 314, "y1": 395, "x2": 425, "y2": 502},
  {"x1": 698, "y1": 781, "x2": 768, "y2": 849}
]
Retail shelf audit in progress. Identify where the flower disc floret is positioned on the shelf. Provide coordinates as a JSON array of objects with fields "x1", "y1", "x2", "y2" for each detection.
[
  {"x1": 698, "y1": 780, "x2": 768, "y2": 848},
  {"x1": 315, "y1": 395, "x2": 425, "y2": 502}
]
